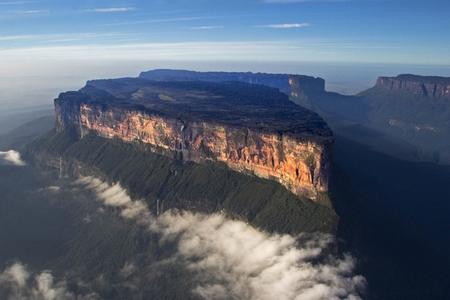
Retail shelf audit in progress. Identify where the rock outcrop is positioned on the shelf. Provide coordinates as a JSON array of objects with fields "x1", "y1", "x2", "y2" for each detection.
[
  {"x1": 376, "y1": 74, "x2": 450, "y2": 98},
  {"x1": 55, "y1": 77, "x2": 333, "y2": 199}
]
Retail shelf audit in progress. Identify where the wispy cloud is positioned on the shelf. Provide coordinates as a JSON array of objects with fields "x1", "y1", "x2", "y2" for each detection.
[
  {"x1": 84, "y1": 7, "x2": 135, "y2": 13},
  {"x1": 0, "y1": 0, "x2": 39, "y2": 5},
  {"x1": 0, "y1": 41, "x2": 297, "y2": 62},
  {"x1": 189, "y1": 25, "x2": 224, "y2": 30},
  {"x1": 0, "y1": 40, "x2": 406, "y2": 64},
  {"x1": 258, "y1": 22, "x2": 311, "y2": 29},
  {"x1": 104, "y1": 16, "x2": 217, "y2": 26},
  {"x1": 75, "y1": 177, "x2": 151, "y2": 225},
  {"x1": 0, "y1": 262, "x2": 97, "y2": 299},
  {"x1": 0, "y1": 32, "x2": 137, "y2": 44},
  {"x1": 0, "y1": 34, "x2": 37, "y2": 41},
  {"x1": 0, "y1": 8, "x2": 49, "y2": 20},
  {"x1": 13, "y1": 9, "x2": 48, "y2": 15}
]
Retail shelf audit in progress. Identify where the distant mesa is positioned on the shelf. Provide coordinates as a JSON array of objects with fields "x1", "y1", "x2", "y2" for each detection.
[
  {"x1": 139, "y1": 69, "x2": 326, "y2": 101},
  {"x1": 138, "y1": 69, "x2": 326, "y2": 89},
  {"x1": 375, "y1": 74, "x2": 450, "y2": 98}
]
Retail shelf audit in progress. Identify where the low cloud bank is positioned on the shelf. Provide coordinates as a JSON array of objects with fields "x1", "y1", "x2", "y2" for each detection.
[
  {"x1": 0, "y1": 150, "x2": 26, "y2": 166},
  {"x1": 75, "y1": 177, "x2": 151, "y2": 225},
  {"x1": 153, "y1": 212, "x2": 366, "y2": 300},
  {"x1": 0, "y1": 262, "x2": 97, "y2": 300},
  {"x1": 76, "y1": 176, "x2": 366, "y2": 300}
]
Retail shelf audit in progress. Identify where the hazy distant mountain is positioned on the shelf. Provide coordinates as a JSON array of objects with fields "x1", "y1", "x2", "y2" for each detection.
[{"x1": 358, "y1": 74, "x2": 450, "y2": 163}]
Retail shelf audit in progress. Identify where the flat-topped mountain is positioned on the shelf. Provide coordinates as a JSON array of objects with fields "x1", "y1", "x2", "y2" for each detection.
[
  {"x1": 55, "y1": 78, "x2": 333, "y2": 199},
  {"x1": 376, "y1": 74, "x2": 450, "y2": 98},
  {"x1": 359, "y1": 75, "x2": 450, "y2": 163}
]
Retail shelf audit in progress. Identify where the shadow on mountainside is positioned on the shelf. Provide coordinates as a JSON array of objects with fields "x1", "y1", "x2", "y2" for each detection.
[{"x1": 332, "y1": 135, "x2": 450, "y2": 300}]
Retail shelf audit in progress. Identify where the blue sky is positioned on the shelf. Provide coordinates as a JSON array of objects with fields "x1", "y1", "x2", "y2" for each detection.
[
  {"x1": 1, "y1": 0, "x2": 450, "y2": 111},
  {"x1": 1, "y1": 0, "x2": 450, "y2": 65}
]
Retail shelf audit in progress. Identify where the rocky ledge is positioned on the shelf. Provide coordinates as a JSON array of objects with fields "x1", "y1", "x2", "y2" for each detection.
[{"x1": 55, "y1": 77, "x2": 333, "y2": 199}]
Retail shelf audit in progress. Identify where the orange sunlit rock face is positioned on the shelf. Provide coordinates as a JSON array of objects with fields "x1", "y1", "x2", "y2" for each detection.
[{"x1": 61, "y1": 104, "x2": 331, "y2": 199}]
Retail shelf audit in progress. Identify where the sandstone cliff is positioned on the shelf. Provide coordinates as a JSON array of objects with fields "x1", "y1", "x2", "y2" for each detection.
[{"x1": 55, "y1": 78, "x2": 333, "y2": 200}]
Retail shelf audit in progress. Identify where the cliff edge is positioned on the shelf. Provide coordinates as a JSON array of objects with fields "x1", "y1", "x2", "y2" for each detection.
[{"x1": 55, "y1": 77, "x2": 333, "y2": 200}]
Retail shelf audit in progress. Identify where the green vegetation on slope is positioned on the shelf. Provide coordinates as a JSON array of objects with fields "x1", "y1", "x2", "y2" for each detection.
[
  {"x1": 26, "y1": 131, "x2": 337, "y2": 235},
  {"x1": 0, "y1": 165, "x2": 202, "y2": 300}
]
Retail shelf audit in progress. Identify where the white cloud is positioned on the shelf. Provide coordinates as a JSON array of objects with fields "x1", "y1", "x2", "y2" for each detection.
[
  {"x1": 0, "y1": 150, "x2": 26, "y2": 166},
  {"x1": 0, "y1": 41, "x2": 309, "y2": 62},
  {"x1": 84, "y1": 7, "x2": 135, "y2": 13},
  {"x1": 0, "y1": 262, "x2": 29, "y2": 288},
  {"x1": 259, "y1": 23, "x2": 311, "y2": 29},
  {"x1": 104, "y1": 16, "x2": 217, "y2": 26},
  {"x1": 0, "y1": 37, "x2": 426, "y2": 65},
  {"x1": 0, "y1": 262, "x2": 98, "y2": 300},
  {"x1": 152, "y1": 211, "x2": 366, "y2": 300},
  {"x1": 74, "y1": 176, "x2": 365, "y2": 299},
  {"x1": 0, "y1": 35, "x2": 37, "y2": 41},
  {"x1": 15, "y1": 9, "x2": 48, "y2": 15},
  {"x1": 0, "y1": 1, "x2": 38, "y2": 5},
  {"x1": 189, "y1": 26, "x2": 224, "y2": 30},
  {"x1": 75, "y1": 176, "x2": 151, "y2": 225},
  {"x1": 32, "y1": 271, "x2": 72, "y2": 300},
  {"x1": 0, "y1": 7, "x2": 48, "y2": 21}
]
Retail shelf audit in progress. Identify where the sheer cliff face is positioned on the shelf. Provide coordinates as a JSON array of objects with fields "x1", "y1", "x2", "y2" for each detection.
[
  {"x1": 55, "y1": 79, "x2": 333, "y2": 199},
  {"x1": 376, "y1": 75, "x2": 450, "y2": 98},
  {"x1": 287, "y1": 76, "x2": 326, "y2": 109},
  {"x1": 288, "y1": 76, "x2": 325, "y2": 98}
]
